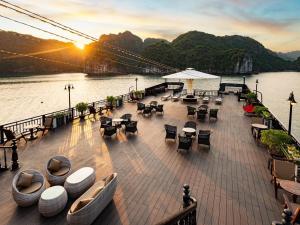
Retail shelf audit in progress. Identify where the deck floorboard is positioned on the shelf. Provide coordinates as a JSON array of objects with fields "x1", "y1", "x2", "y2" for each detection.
[{"x1": 0, "y1": 94, "x2": 283, "y2": 225}]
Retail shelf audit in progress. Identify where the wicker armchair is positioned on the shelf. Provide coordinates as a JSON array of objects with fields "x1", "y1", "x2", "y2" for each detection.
[
  {"x1": 120, "y1": 114, "x2": 132, "y2": 127},
  {"x1": 165, "y1": 124, "x2": 177, "y2": 141},
  {"x1": 125, "y1": 121, "x2": 138, "y2": 134},
  {"x1": 178, "y1": 135, "x2": 192, "y2": 152},
  {"x1": 103, "y1": 125, "x2": 117, "y2": 137},
  {"x1": 46, "y1": 155, "x2": 71, "y2": 185},
  {"x1": 198, "y1": 130, "x2": 211, "y2": 149},
  {"x1": 156, "y1": 105, "x2": 164, "y2": 115},
  {"x1": 100, "y1": 117, "x2": 112, "y2": 130},
  {"x1": 67, "y1": 173, "x2": 118, "y2": 225},
  {"x1": 184, "y1": 121, "x2": 197, "y2": 138},
  {"x1": 187, "y1": 106, "x2": 196, "y2": 118},
  {"x1": 137, "y1": 102, "x2": 145, "y2": 112},
  {"x1": 209, "y1": 109, "x2": 218, "y2": 121},
  {"x1": 143, "y1": 106, "x2": 152, "y2": 117},
  {"x1": 12, "y1": 169, "x2": 46, "y2": 207}
]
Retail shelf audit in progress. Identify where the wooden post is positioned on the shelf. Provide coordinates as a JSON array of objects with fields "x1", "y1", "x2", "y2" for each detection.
[
  {"x1": 183, "y1": 184, "x2": 191, "y2": 208},
  {"x1": 0, "y1": 125, "x2": 4, "y2": 144},
  {"x1": 11, "y1": 139, "x2": 19, "y2": 171}
]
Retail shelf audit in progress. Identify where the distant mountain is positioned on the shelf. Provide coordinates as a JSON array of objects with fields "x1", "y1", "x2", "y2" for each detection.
[
  {"x1": 143, "y1": 38, "x2": 169, "y2": 48},
  {"x1": 0, "y1": 31, "x2": 83, "y2": 75},
  {"x1": 141, "y1": 31, "x2": 294, "y2": 74},
  {"x1": 277, "y1": 51, "x2": 300, "y2": 61}
]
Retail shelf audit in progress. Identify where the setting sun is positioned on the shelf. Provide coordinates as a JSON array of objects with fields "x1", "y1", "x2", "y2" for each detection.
[{"x1": 74, "y1": 42, "x2": 85, "y2": 50}]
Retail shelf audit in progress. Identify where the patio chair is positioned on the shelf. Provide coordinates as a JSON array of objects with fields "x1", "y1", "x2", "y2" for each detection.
[
  {"x1": 202, "y1": 97, "x2": 209, "y2": 104},
  {"x1": 150, "y1": 101, "x2": 158, "y2": 111},
  {"x1": 125, "y1": 121, "x2": 138, "y2": 134},
  {"x1": 187, "y1": 106, "x2": 196, "y2": 118},
  {"x1": 137, "y1": 102, "x2": 145, "y2": 112},
  {"x1": 100, "y1": 117, "x2": 112, "y2": 130},
  {"x1": 3, "y1": 128, "x2": 27, "y2": 145},
  {"x1": 283, "y1": 193, "x2": 300, "y2": 224},
  {"x1": 197, "y1": 110, "x2": 207, "y2": 121},
  {"x1": 177, "y1": 135, "x2": 192, "y2": 152},
  {"x1": 198, "y1": 104, "x2": 208, "y2": 112},
  {"x1": 198, "y1": 130, "x2": 211, "y2": 149},
  {"x1": 103, "y1": 125, "x2": 117, "y2": 137},
  {"x1": 12, "y1": 169, "x2": 46, "y2": 207},
  {"x1": 143, "y1": 106, "x2": 152, "y2": 117},
  {"x1": 156, "y1": 105, "x2": 164, "y2": 115},
  {"x1": 209, "y1": 109, "x2": 219, "y2": 121},
  {"x1": 120, "y1": 114, "x2": 132, "y2": 127},
  {"x1": 215, "y1": 97, "x2": 223, "y2": 105},
  {"x1": 37, "y1": 116, "x2": 53, "y2": 136},
  {"x1": 272, "y1": 158, "x2": 295, "y2": 198},
  {"x1": 88, "y1": 106, "x2": 97, "y2": 118},
  {"x1": 164, "y1": 124, "x2": 177, "y2": 141},
  {"x1": 46, "y1": 155, "x2": 71, "y2": 186}
]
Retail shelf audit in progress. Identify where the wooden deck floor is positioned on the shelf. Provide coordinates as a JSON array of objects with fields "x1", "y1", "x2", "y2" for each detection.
[{"x1": 0, "y1": 94, "x2": 283, "y2": 225}]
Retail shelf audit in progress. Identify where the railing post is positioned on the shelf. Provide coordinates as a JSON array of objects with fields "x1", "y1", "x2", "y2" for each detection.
[
  {"x1": 42, "y1": 115, "x2": 46, "y2": 124},
  {"x1": 183, "y1": 184, "x2": 191, "y2": 208},
  {"x1": 0, "y1": 125, "x2": 4, "y2": 144},
  {"x1": 11, "y1": 139, "x2": 19, "y2": 171}
]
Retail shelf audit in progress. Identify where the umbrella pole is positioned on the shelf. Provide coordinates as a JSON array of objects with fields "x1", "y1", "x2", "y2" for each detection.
[{"x1": 187, "y1": 79, "x2": 193, "y2": 94}]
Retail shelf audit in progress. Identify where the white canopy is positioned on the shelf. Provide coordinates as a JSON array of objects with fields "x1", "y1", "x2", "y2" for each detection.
[
  {"x1": 162, "y1": 68, "x2": 219, "y2": 80},
  {"x1": 162, "y1": 68, "x2": 219, "y2": 93}
]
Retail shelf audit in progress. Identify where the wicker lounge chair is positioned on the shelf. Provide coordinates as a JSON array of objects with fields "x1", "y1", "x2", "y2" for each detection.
[
  {"x1": 198, "y1": 130, "x2": 211, "y2": 149},
  {"x1": 3, "y1": 128, "x2": 27, "y2": 145},
  {"x1": 37, "y1": 116, "x2": 53, "y2": 136},
  {"x1": 67, "y1": 173, "x2": 118, "y2": 225},
  {"x1": 103, "y1": 125, "x2": 117, "y2": 137},
  {"x1": 12, "y1": 169, "x2": 46, "y2": 207},
  {"x1": 125, "y1": 121, "x2": 138, "y2": 134},
  {"x1": 177, "y1": 135, "x2": 192, "y2": 152},
  {"x1": 165, "y1": 124, "x2": 177, "y2": 141},
  {"x1": 161, "y1": 94, "x2": 171, "y2": 101},
  {"x1": 64, "y1": 167, "x2": 96, "y2": 198},
  {"x1": 272, "y1": 159, "x2": 295, "y2": 198},
  {"x1": 283, "y1": 193, "x2": 300, "y2": 224},
  {"x1": 46, "y1": 155, "x2": 71, "y2": 185},
  {"x1": 187, "y1": 106, "x2": 196, "y2": 118}
]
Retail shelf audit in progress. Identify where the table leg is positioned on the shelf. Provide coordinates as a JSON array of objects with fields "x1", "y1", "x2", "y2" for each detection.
[{"x1": 293, "y1": 194, "x2": 297, "y2": 203}]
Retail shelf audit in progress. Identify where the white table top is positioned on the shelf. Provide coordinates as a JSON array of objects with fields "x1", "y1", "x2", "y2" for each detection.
[
  {"x1": 182, "y1": 127, "x2": 196, "y2": 133},
  {"x1": 203, "y1": 97, "x2": 209, "y2": 100},
  {"x1": 112, "y1": 118, "x2": 124, "y2": 122},
  {"x1": 24, "y1": 124, "x2": 39, "y2": 129},
  {"x1": 41, "y1": 186, "x2": 65, "y2": 200},
  {"x1": 251, "y1": 123, "x2": 268, "y2": 129},
  {"x1": 66, "y1": 167, "x2": 94, "y2": 184}
]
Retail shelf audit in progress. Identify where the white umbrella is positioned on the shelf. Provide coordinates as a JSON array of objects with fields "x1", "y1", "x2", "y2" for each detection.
[{"x1": 162, "y1": 68, "x2": 219, "y2": 93}]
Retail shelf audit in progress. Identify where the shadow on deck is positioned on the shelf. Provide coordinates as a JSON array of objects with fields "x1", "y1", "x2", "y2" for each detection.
[{"x1": 0, "y1": 94, "x2": 282, "y2": 225}]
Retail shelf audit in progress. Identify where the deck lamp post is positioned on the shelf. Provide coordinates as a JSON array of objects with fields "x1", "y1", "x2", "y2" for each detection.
[
  {"x1": 135, "y1": 77, "x2": 138, "y2": 91},
  {"x1": 255, "y1": 79, "x2": 259, "y2": 96},
  {"x1": 64, "y1": 84, "x2": 74, "y2": 109},
  {"x1": 287, "y1": 91, "x2": 297, "y2": 135}
]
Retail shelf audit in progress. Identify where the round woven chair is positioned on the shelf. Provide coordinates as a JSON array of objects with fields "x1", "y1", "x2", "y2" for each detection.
[
  {"x1": 12, "y1": 169, "x2": 46, "y2": 207},
  {"x1": 46, "y1": 155, "x2": 71, "y2": 186}
]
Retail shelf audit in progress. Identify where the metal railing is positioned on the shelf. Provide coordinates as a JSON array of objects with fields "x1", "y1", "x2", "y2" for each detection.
[{"x1": 0, "y1": 93, "x2": 130, "y2": 144}]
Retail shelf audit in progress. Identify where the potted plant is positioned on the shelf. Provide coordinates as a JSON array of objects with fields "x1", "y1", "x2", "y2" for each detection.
[
  {"x1": 106, "y1": 96, "x2": 116, "y2": 110},
  {"x1": 261, "y1": 129, "x2": 293, "y2": 158},
  {"x1": 254, "y1": 106, "x2": 272, "y2": 128},
  {"x1": 246, "y1": 92, "x2": 257, "y2": 104},
  {"x1": 115, "y1": 96, "x2": 123, "y2": 108},
  {"x1": 75, "y1": 102, "x2": 88, "y2": 120}
]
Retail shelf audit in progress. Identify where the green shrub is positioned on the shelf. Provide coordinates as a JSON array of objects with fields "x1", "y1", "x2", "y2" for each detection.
[
  {"x1": 75, "y1": 102, "x2": 88, "y2": 114},
  {"x1": 246, "y1": 92, "x2": 256, "y2": 99},
  {"x1": 106, "y1": 96, "x2": 116, "y2": 104},
  {"x1": 261, "y1": 129, "x2": 293, "y2": 155},
  {"x1": 254, "y1": 106, "x2": 268, "y2": 116}
]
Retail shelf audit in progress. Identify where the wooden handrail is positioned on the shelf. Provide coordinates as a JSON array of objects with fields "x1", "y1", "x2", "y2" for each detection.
[{"x1": 155, "y1": 198, "x2": 197, "y2": 225}]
